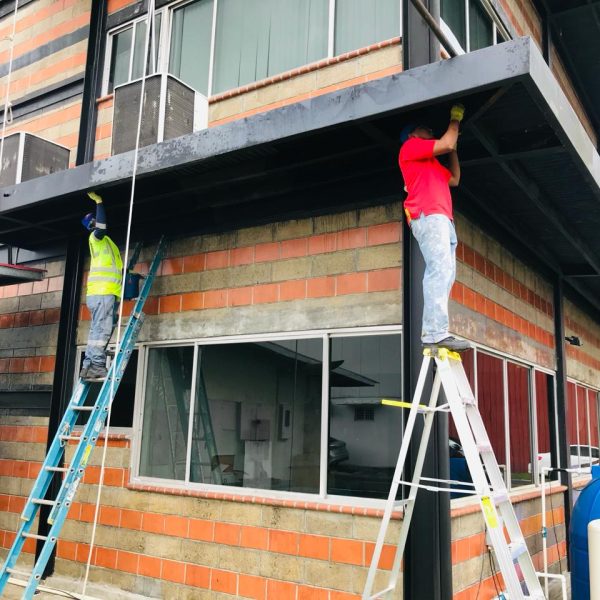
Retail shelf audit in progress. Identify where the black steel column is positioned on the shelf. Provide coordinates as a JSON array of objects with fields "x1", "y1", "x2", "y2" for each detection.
[
  {"x1": 76, "y1": 0, "x2": 108, "y2": 166},
  {"x1": 552, "y1": 275, "x2": 573, "y2": 565},
  {"x1": 402, "y1": 1, "x2": 452, "y2": 599},
  {"x1": 36, "y1": 236, "x2": 85, "y2": 575}
]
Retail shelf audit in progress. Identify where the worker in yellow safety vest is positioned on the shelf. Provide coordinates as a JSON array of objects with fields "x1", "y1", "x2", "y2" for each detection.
[{"x1": 80, "y1": 192, "x2": 123, "y2": 382}]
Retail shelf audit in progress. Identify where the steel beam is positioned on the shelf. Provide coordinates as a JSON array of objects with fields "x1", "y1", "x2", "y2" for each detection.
[{"x1": 460, "y1": 146, "x2": 566, "y2": 167}]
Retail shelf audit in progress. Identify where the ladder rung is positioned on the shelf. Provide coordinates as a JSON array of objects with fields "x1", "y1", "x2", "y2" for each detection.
[
  {"x1": 368, "y1": 584, "x2": 395, "y2": 598},
  {"x1": 59, "y1": 435, "x2": 80, "y2": 442},
  {"x1": 508, "y1": 539, "x2": 528, "y2": 559},
  {"x1": 476, "y1": 443, "x2": 493, "y2": 453},
  {"x1": 72, "y1": 405, "x2": 94, "y2": 412},
  {"x1": 45, "y1": 466, "x2": 69, "y2": 473},
  {"x1": 493, "y1": 491, "x2": 510, "y2": 505},
  {"x1": 6, "y1": 567, "x2": 32, "y2": 578},
  {"x1": 22, "y1": 532, "x2": 48, "y2": 541},
  {"x1": 32, "y1": 498, "x2": 57, "y2": 507}
]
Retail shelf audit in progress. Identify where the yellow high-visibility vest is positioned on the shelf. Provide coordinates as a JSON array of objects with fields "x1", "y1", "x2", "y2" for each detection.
[{"x1": 87, "y1": 233, "x2": 123, "y2": 298}]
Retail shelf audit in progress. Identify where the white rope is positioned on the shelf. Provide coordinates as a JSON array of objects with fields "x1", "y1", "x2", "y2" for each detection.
[
  {"x1": 81, "y1": 1, "x2": 157, "y2": 594},
  {"x1": 0, "y1": 0, "x2": 19, "y2": 177}
]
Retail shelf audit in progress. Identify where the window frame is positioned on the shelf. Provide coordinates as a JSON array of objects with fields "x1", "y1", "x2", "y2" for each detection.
[{"x1": 130, "y1": 325, "x2": 402, "y2": 508}]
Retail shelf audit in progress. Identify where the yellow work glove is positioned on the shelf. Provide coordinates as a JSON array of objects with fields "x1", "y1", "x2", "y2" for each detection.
[
  {"x1": 87, "y1": 191, "x2": 103, "y2": 203},
  {"x1": 450, "y1": 103, "x2": 465, "y2": 122}
]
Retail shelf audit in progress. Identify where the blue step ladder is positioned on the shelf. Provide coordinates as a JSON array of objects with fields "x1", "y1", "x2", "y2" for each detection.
[{"x1": 0, "y1": 236, "x2": 166, "y2": 599}]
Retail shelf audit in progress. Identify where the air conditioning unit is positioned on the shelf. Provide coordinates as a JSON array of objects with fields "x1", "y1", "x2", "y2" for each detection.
[
  {"x1": 111, "y1": 73, "x2": 208, "y2": 156},
  {"x1": 0, "y1": 132, "x2": 70, "y2": 187}
]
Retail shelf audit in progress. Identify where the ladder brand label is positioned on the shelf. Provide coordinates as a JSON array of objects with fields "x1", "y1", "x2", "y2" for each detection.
[{"x1": 481, "y1": 496, "x2": 498, "y2": 528}]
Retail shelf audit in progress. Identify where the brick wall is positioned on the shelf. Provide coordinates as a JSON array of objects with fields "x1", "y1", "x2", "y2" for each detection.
[
  {"x1": 564, "y1": 299, "x2": 600, "y2": 388},
  {"x1": 0, "y1": 0, "x2": 91, "y2": 165},
  {"x1": 0, "y1": 258, "x2": 64, "y2": 392}
]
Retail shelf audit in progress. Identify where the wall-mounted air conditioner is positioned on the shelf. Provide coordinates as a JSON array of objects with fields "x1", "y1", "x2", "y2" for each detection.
[
  {"x1": 111, "y1": 73, "x2": 208, "y2": 156},
  {"x1": 0, "y1": 132, "x2": 70, "y2": 187}
]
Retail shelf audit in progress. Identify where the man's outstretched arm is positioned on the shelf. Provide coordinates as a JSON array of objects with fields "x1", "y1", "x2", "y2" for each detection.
[
  {"x1": 88, "y1": 191, "x2": 107, "y2": 239},
  {"x1": 448, "y1": 150, "x2": 460, "y2": 187},
  {"x1": 433, "y1": 104, "x2": 464, "y2": 156}
]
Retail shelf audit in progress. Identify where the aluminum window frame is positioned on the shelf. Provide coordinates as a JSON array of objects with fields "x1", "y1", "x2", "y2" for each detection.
[{"x1": 130, "y1": 325, "x2": 402, "y2": 506}]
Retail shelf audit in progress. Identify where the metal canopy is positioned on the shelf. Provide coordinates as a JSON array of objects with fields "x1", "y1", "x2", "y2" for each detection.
[
  {"x1": 1, "y1": 37, "x2": 600, "y2": 309},
  {"x1": 0, "y1": 263, "x2": 45, "y2": 286}
]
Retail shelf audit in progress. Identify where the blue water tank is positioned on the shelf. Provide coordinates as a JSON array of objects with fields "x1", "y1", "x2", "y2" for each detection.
[{"x1": 570, "y1": 465, "x2": 600, "y2": 600}]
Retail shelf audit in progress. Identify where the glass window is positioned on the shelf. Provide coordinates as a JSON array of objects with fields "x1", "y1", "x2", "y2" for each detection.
[
  {"x1": 169, "y1": 0, "x2": 213, "y2": 95},
  {"x1": 334, "y1": 0, "x2": 400, "y2": 55},
  {"x1": 109, "y1": 27, "x2": 133, "y2": 91},
  {"x1": 441, "y1": 0, "x2": 466, "y2": 50},
  {"x1": 534, "y1": 371, "x2": 555, "y2": 482},
  {"x1": 139, "y1": 346, "x2": 194, "y2": 481},
  {"x1": 477, "y1": 353, "x2": 506, "y2": 483},
  {"x1": 469, "y1": 0, "x2": 493, "y2": 50},
  {"x1": 589, "y1": 390, "x2": 599, "y2": 447},
  {"x1": 327, "y1": 334, "x2": 402, "y2": 498},
  {"x1": 212, "y1": 0, "x2": 328, "y2": 94},
  {"x1": 507, "y1": 362, "x2": 532, "y2": 487}
]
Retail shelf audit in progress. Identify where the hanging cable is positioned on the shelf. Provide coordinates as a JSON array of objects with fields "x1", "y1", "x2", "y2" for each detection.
[
  {"x1": 81, "y1": 0, "x2": 157, "y2": 595},
  {"x1": 0, "y1": 0, "x2": 19, "y2": 178}
]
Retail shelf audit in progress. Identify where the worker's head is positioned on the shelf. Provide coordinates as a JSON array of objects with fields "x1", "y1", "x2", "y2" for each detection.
[
  {"x1": 81, "y1": 212, "x2": 96, "y2": 231},
  {"x1": 400, "y1": 123, "x2": 434, "y2": 144}
]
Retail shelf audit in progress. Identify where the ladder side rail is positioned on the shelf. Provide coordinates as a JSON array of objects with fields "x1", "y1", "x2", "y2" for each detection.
[
  {"x1": 436, "y1": 358, "x2": 527, "y2": 599},
  {"x1": 383, "y1": 371, "x2": 443, "y2": 598},
  {"x1": 46, "y1": 321, "x2": 142, "y2": 526},
  {"x1": 363, "y1": 356, "x2": 433, "y2": 599}
]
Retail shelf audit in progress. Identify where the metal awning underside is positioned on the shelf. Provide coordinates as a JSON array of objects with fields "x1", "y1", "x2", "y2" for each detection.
[{"x1": 1, "y1": 37, "x2": 600, "y2": 309}]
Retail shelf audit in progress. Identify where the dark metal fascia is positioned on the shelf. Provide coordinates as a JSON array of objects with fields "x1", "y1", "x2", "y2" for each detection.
[{"x1": 0, "y1": 38, "x2": 534, "y2": 215}]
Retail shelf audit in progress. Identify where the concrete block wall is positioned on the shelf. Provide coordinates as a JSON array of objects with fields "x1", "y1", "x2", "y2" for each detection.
[
  {"x1": 0, "y1": 257, "x2": 64, "y2": 392},
  {"x1": 0, "y1": 0, "x2": 91, "y2": 165},
  {"x1": 451, "y1": 213, "x2": 555, "y2": 369},
  {"x1": 564, "y1": 299, "x2": 600, "y2": 388},
  {"x1": 76, "y1": 204, "x2": 403, "y2": 345}
]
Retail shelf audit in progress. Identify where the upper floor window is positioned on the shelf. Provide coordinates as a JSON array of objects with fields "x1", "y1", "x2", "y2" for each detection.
[
  {"x1": 104, "y1": 0, "x2": 401, "y2": 97},
  {"x1": 441, "y1": 0, "x2": 509, "y2": 54}
]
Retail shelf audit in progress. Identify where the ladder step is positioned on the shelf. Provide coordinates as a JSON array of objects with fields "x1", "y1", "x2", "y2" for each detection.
[
  {"x1": 6, "y1": 567, "x2": 33, "y2": 578},
  {"x1": 72, "y1": 405, "x2": 94, "y2": 412},
  {"x1": 59, "y1": 435, "x2": 80, "y2": 442},
  {"x1": 493, "y1": 491, "x2": 510, "y2": 505},
  {"x1": 22, "y1": 532, "x2": 48, "y2": 541},
  {"x1": 508, "y1": 539, "x2": 528, "y2": 559},
  {"x1": 32, "y1": 498, "x2": 57, "y2": 507},
  {"x1": 476, "y1": 443, "x2": 493, "y2": 453},
  {"x1": 45, "y1": 466, "x2": 69, "y2": 473}
]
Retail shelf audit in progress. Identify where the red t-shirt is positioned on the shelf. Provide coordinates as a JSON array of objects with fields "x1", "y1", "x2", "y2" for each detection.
[{"x1": 398, "y1": 138, "x2": 453, "y2": 220}]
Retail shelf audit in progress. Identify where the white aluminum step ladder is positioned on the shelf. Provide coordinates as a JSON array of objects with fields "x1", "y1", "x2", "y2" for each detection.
[{"x1": 363, "y1": 347, "x2": 546, "y2": 600}]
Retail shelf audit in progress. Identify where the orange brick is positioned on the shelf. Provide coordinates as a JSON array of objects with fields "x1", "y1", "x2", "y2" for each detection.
[
  {"x1": 206, "y1": 250, "x2": 229, "y2": 269},
  {"x1": 161, "y1": 258, "x2": 183, "y2": 275},
  {"x1": 12, "y1": 462, "x2": 29, "y2": 478},
  {"x1": 14, "y1": 312, "x2": 30, "y2": 327},
  {"x1": 183, "y1": 253, "x2": 206, "y2": 273},
  {"x1": 364, "y1": 542, "x2": 395, "y2": 570},
  {"x1": 367, "y1": 222, "x2": 401, "y2": 245},
  {"x1": 255, "y1": 242, "x2": 280, "y2": 262},
  {"x1": 308, "y1": 233, "x2": 336, "y2": 255},
  {"x1": 139, "y1": 554, "x2": 162, "y2": 578},
  {"x1": 281, "y1": 238, "x2": 308, "y2": 259},
  {"x1": 266, "y1": 579, "x2": 296, "y2": 600},
  {"x1": 239, "y1": 573, "x2": 266, "y2": 599},
  {"x1": 32, "y1": 278, "x2": 49, "y2": 294},
  {"x1": 17, "y1": 282, "x2": 33, "y2": 295},
  {"x1": 253, "y1": 283, "x2": 278, "y2": 304},
  {"x1": 451, "y1": 538, "x2": 470, "y2": 564},
  {"x1": 307, "y1": 276, "x2": 335, "y2": 298},
  {"x1": 269, "y1": 530, "x2": 299, "y2": 555},
  {"x1": 142, "y1": 513, "x2": 165, "y2": 534},
  {"x1": 368, "y1": 268, "x2": 401, "y2": 292},
  {"x1": 185, "y1": 563, "x2": 210, "y2": 588},
  {"x1": 121, "y1": 509, "x2": 143, "y2": 530},
  {"x1": 95, "y1": 546, "x2": 118, "y2": 569},
  {"x1": 298, "y1": 534, "x2": 329, "y2": 560},
  {"x1": 337, "y1": 228, "x2": 366, "y2": 250},
  {"x1": 241, "y1": 526, "x2": 269, "y2": 550},
  {"x1": 228, "y1": 287, "x2": 253, "y2": 307},
  {"x1": 79, "y1": 503, "x2": 96, "y2": 523},
  {"x1": 279, "y1": 279, "x2": 306, "y2": 301},
  {"x1": 336, "y1": 273, "x2": 367, "y2": 295},
  {"x1": 57, "y1": 539, "x2": 77, "y2": 561},
  {"x1": 29, "y1": 310, "x2": 45, "y2": 326},
  {"x1": 204, "y1": 289, "x2": 228, "y2": 309},
  {"x1": 331, "y1": 538, "x2": 363, "y2": 565},
  {"x1": 0, "y1": 313, "x2": 14, "y2": 328},
  {"x1": 144, "y1": 296, "x2": 159, "y2": 315},
  {"x1": 329, "y1": 592, "x2": 360, "y2": 600},
  {"x1": 159, "y1": 294, "x2": 181, "y2": 313},
  {"x1": 103, "y1": 467, "x2": 124, "y2": 486},
  {"x1": 165, "y1": 515, "x2": 189, "y2": 537},
  {"x1": 116, "y1": 550, "x2": 139, "y2": 574},
  {"x1": 212, "y1": 569, "x2": 237, "y2": 594},
  {"x1": 231, "y1": 246, "x2": 255, "y2": 266},
  {"x1": 214, "y1": 522, "x2": 240, "y2": 545},
  {"x1": 182, "y1": 292, "x2": 204, "y2": 311},
  {"x1": 9, "y1": 358, "x2": 25, "y2": 373},
  {"x1": 298, "y1": 585, "x2": 329, "y2": 600},
  {"x1": 161, "y1": 559, "x2": 186, "y2": 583},
  {"x1": 189, "y1": 519, "x2": 214, "y2": 541},
  {"x1": 99, "y1": 506, "x2": 121, "y2": 527}
]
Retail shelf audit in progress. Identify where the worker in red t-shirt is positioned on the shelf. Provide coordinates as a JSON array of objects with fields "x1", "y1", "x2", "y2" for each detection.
[{"x1": 398, "y1": 104, "x2": 471, "y2": 352}]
